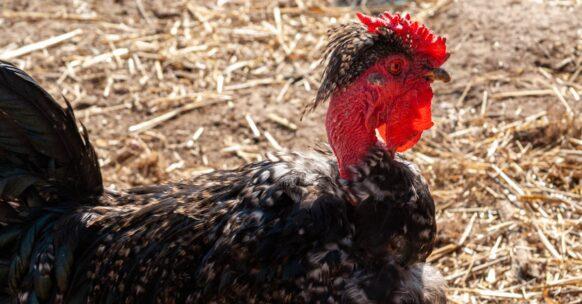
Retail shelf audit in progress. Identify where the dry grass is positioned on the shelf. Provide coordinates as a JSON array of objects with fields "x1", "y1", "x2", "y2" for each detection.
[{"x1": 1, "y1": 0, "x2": 580, "y2": 302}]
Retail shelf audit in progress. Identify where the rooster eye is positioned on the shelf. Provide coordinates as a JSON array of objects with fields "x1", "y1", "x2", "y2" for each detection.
[{"x1": 388, "y1": 60, "x2": 403, "y2": 76}]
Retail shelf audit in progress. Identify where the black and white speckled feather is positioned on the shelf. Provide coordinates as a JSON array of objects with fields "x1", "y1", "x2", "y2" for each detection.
[
  {"x1": 0, "y1": 60, "x2": 444, "y2": 303},
  {"x1": 3, "y1": 150, "x2": 440, "y2": 303}
]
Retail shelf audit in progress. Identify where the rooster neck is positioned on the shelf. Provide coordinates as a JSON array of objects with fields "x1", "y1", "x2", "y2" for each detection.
[{"x1": 325, "y1": 88, "x2": 378, "y2": 180}]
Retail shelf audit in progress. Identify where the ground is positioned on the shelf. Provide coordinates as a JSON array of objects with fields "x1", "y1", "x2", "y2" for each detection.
[{"x1": 1, "y1": 0, "x2": 580, "y2": 302}]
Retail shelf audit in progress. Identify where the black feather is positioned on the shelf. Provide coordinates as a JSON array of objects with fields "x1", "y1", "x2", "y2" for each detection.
[
  {"x1": 0, "y1": 226, "x2": 21, "y2": 250},
  {"x1": 0, "y1": 61, "x2": 103, "y2": 209},
  {"x1": 0, "y1": 259, "x2": 9, "y2": 286}
]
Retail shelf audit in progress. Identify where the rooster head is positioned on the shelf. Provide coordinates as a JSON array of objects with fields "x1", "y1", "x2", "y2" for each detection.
[{"x1": 314, "y1": 12, "x2": 450, "y2": 179}]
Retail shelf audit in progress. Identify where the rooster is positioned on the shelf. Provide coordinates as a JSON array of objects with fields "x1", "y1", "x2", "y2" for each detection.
[{"x1": 0, "y1": 12, "x2": 450, "y2": 304}]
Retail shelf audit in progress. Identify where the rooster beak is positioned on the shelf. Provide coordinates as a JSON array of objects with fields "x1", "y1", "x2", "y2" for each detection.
[{"x1": 425, "y1": 68, "x2": 451, "y2": 83}]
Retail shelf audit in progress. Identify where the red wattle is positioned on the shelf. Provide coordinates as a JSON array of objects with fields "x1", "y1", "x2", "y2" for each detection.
[{"x1": 377, "y1": 86, "x2": 433, "y2": 152}]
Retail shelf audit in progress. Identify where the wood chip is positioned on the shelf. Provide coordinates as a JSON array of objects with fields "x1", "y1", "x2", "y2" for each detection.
[
  {"x1": 267, "y1": 113, "x2": 297, "y2": 131},
  {"x1": 0, "y1": 29, "x2": 82, "y2": 60}
]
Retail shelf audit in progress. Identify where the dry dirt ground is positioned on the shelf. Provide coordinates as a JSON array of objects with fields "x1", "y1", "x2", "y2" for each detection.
[{"x1": 1, "y1": 0, "x2": 580, "y2": 302}]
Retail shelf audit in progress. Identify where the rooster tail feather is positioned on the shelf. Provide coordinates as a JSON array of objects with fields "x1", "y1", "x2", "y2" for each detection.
[
  {"x1": 0, "y1": 61, "x2": 103, "y2": 297},
  {"x1": 0, "y1": 61, "x2": 103, "y2": 214}
]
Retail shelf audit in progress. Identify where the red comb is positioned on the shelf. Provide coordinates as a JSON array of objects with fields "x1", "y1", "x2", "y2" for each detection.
[{"x1": 356, "y1": 12, "x2": 448, "y2": 66}]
